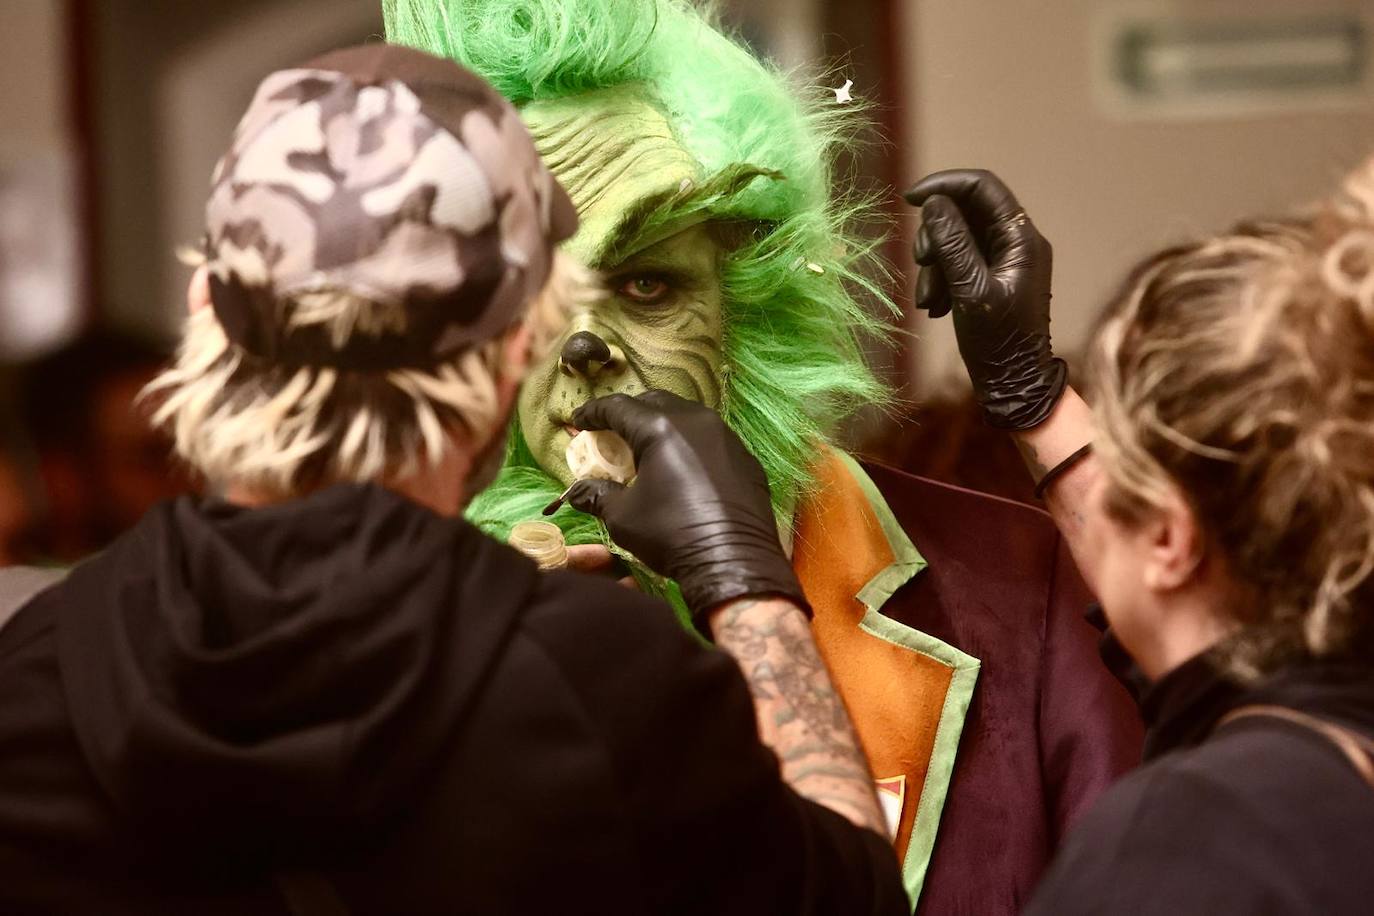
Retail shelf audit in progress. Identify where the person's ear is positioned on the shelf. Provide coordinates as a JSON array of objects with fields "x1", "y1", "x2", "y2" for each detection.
[
  {"x1": 1140, "y1": 489, "x2": 1205, "y2": 593},
  {"x1": 187, "y1": 265, "x2": 211, "y2": 315}
]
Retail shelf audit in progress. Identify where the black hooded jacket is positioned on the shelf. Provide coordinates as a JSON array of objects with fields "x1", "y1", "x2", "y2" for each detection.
[{"x1": 0, "y1": 485, "x2": 903, "y2": 915}]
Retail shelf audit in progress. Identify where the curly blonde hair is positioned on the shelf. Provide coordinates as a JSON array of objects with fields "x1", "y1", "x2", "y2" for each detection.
[
  {"x1": 1092, "y1": 156, "x2": 1374, "y2": 678},
  {"x1": 145, "y1": 250, "x2": 591, "y2": 499}
]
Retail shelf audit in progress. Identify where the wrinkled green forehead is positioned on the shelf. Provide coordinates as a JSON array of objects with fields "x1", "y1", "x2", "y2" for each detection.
[{"x1": 523, "y1": 87, "x2": 701, "y2": 267}]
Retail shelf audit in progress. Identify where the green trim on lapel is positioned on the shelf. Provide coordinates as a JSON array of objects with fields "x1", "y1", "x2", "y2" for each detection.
[
  {"x1": 835, "y1": 452, "x2": 928, "y2": 607},
  {"x1": 859, "y1": 608, "x2": 980, "y2": 909},
  {"x1": 838, "y1": 452, "x2": 981, "y2": 909}
]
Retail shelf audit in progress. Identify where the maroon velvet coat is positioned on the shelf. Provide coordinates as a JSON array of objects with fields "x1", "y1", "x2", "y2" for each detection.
[{"x1": 796, "y1": 456, "x2": 1143, "y2": 914}]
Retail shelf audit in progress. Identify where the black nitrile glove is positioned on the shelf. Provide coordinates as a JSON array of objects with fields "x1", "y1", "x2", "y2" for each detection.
[
  {"x1": 904, "y1": 169, "x2": 1067, "y2": 430},
  {"x1": 566, "y1": 390, "x2": 808, "y2": 627}
]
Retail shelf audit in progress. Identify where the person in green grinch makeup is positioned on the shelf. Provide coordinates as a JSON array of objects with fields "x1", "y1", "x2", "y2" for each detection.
[
  {"x1": 515, "y1": 88, "x2": 728, "y2": 481},
  {"x1": 411, "y1": 20, "x2": 891, "y2": 592},
  {"x1": 515, "y1": 83, "x2": 830, "y2": 504},
  {"x1": 385, "y1": 1, "x2": 1143, "y2": 912}
]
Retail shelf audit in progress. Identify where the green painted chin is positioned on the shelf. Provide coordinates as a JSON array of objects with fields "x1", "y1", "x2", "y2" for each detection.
[{"x1": 517, "y1": 369, "x2": 642, "y2": 488}]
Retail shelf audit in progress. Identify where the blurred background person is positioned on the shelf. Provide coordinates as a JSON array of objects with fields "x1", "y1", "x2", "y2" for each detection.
[{"x1": 12, "y1": 332, "x2": 191, "y2": 562}]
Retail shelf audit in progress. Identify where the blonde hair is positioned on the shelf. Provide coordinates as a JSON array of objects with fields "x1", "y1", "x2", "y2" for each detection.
[
  {"x1": 145, "y1": 250, "x2": 592, "y2": 499},
  {"x1": 1092, "y1": 156, "x2": 1374, "y2": 677}
]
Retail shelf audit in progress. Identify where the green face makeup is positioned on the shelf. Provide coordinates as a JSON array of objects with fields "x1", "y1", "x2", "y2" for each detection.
[{"x1": 519, "y1": 90, "x2": 726, "y2": 484}]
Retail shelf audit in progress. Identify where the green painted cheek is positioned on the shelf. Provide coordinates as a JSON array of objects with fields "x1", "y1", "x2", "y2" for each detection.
[
  {"x1": 625, "y1": 328, "x2": 722, "y2": 406},
  {"x1": 608, "y1": 297, "x2": 725, "y2": 410},
  {"x1": 607, "y1": 231, "x2": 727, "y2": 410}
]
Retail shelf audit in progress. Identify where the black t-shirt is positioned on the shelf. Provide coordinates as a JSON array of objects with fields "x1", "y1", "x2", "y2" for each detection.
[
  {"x1": 1026, "y1": 654, "x2": 1374, "y2": 915},
  {"x1": 0, "y1": 486, "x2": 905, "y2": 914}
]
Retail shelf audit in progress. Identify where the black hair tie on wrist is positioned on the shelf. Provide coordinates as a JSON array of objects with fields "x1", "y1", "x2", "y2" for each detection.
[{"x1": 1033, "y1": 442, "x2": 1094, "y2": 501}]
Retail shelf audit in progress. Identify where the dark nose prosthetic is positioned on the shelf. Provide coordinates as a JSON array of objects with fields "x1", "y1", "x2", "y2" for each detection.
[{"x1": 560, "y1": 330, "x2": 616, "y2": 377}]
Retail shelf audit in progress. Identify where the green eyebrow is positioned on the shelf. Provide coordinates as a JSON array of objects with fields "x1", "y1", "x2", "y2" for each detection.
[
  {"x1": 598, "y1": 162, "x2": 784, "y2": 266},
  {"x1": 607, "y1": 245, "x2": 708, "y2": 272}
]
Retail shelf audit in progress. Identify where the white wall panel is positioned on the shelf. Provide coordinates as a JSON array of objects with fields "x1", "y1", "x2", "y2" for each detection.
[{"x1": 899, "y1": 0, "x2": 1374, "y2": 390}]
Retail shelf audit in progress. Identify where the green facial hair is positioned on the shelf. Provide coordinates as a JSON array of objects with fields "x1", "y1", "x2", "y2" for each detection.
[{"x1": 384, "y1": 0, "x2": 896, "y2": 626}]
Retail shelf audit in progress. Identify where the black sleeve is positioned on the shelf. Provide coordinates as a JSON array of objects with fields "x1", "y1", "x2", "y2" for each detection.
[{"x1": 527, "y1": 573, "x2": 909, "y2": 916}]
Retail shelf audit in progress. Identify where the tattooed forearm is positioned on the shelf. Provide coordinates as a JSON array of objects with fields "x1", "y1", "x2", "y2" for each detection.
[{"x1": 709, "y1": 598, "x2": 887, "y2": 836}]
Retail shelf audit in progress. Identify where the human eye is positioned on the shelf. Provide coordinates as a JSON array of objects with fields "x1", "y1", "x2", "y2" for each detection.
[{"x1": 616, "y1": 274, "x2": 673, "y2": 305}]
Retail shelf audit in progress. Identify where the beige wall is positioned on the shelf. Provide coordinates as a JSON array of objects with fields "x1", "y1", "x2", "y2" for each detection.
[
  {"x1": 91, "y1": 0, "x2": 381, "y2": 341},
  {"x1": 726, "y1": 0, "x2": 822, "y2": 75},
  {"x1": 0, "y1": 0, "x2": 67, "y2": 153},
  {"x1": 899, "y1": 0, "x2": 1374, "y2": 390},
  {"x1": 0, "y1": 0, "x2": 81, "y2": 359}
]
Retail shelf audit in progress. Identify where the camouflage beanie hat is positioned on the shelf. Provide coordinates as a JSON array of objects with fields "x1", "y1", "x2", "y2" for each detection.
[{"x1": 203, "y1": 44, "x2": 578, "y2": 370}]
